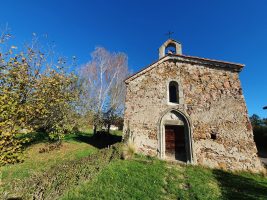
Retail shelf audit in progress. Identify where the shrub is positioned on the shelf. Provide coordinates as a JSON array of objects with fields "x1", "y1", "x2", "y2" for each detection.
[{"x1": 122, "y1": 142, "x2": 136, "y2": 160}]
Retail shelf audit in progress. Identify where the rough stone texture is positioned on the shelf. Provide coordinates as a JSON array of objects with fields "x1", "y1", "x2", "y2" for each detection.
[{"x1": 123, "y1": 56, "x2": 263, "y2": 172}]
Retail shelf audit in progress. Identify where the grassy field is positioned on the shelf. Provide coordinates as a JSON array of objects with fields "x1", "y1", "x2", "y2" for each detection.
[
  {"x1": 1, "y1": 128, "x2": 122, "y2": 185},
  {"x1": 1, "y1": 130, "x2": 267, "y2": 200},
  {"x1": 62, "y1": 156, "x2": 267, "y2": 200},
  {"x1": 1, "y1": 140, "x2": 96, "y2": 183},
  {"x1": 1, "y1": 131, "x2": 98, "y2": 193},
  {"x1": 0, "y1": 129, "x2": 123, "y2": 198}
]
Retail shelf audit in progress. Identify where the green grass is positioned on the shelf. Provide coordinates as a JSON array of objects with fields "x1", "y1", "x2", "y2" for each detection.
[
  {"x1": 62, "y1": 157, "x2": 165, "y2": 200},
  {"x1": 1, "y1": 132, "x2": 97, "y2": 189},
  {"x1": 0, "y1": 129, "x2": 123, "y2": 198},
  {"x1": 109, "y1": 129, "x2": 123, "y2": 136},
  {"x1": 163, "y1": 164, "x2": 222, "y2": 200},
  {"x1": 63, "y1": 156, "x2": 267, "y2": 200},
  {"x1": 1, "y1": 129, "x2": 266, "y2": 200},
  {"x1": 2, "y1": 128, "x2": 122, "y2": 180},
  {"x1": 68, "y1": 128, "x2": 123, "y2": 137},
  {"x1": 1, "y1": 129, "x2": 123, "y2": 185}
]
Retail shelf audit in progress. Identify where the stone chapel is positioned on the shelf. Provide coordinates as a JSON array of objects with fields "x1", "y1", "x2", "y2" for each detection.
[{"x1": 123, "y1": 39, "x2": 263, "y2": 172}]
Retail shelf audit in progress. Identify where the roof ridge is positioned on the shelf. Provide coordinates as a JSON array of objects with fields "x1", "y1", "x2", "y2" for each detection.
[{"x1": 176, "y1": 54, "x2": 244, "y2": 67}]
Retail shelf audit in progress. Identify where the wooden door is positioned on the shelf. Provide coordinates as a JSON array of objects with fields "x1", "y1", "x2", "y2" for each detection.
[{"x1": 165, "y1": 125, "x2": 186, "y2": 161}]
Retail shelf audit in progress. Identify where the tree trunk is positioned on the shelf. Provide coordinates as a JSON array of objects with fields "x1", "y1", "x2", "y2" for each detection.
[
  {"x1": 107, "y1": 124, "x2": 111, "y2": 134},
  {"x1": 93, "y1": 124, "x2": 97, "y2": 135}
]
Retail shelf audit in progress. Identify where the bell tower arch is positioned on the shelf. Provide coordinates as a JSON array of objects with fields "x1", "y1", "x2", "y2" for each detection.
[{"x1": 159, "y1": 39, "x2": 182, "y2": 59}]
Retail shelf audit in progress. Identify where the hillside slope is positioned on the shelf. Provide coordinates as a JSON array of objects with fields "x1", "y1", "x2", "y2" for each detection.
[
  {"x1": 2, "y1": 136, "x2": 266, "y2": 200},
  {"x1": 63, "y1": 156, "x2": 267, "y2": 200}
]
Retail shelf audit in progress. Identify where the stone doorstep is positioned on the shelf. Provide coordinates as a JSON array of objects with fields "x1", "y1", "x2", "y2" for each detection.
[{"x1": 164, "y1": 156, "x2": 188, "y2": 166}]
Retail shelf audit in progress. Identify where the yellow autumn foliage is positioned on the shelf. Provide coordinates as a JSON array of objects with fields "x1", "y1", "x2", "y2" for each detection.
[{"x1": 0, "y1": 50, "x2": 78, "y2": 165}]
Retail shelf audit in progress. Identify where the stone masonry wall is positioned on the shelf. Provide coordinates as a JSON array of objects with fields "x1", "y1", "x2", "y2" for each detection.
[{"x1": 123, "y1": 59, "x2": 263, "y2": 172}]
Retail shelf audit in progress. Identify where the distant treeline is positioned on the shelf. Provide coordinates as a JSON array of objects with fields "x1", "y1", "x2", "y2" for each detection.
[{"x1": 250, "y1": 114, "x2": 267, "y2": 155}]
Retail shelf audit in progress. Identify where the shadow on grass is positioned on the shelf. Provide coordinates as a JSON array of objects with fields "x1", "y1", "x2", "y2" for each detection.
[
  {"x1": 69, "y1": 131, "x2": 122, "y2": 149},
  {"x1": 19, "y1": 130, "x2": 122, "y2": 150},
  {"x1": 213, "y1": 169, "x2": 267, "y2": 200},
  {"x1": 19, "y1": 131, "x2": 50, "y2": 147}
]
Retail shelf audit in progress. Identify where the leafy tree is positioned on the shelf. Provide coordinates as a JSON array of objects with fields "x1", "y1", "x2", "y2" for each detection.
[
  {"x1": 0, "y1": 55, "x2": 31, "y2": 164},
  {"x1": 0, "y1": 31, "x2": 78, "y2": 165},
  {"x1": 250, "y1": 114, "x2": 262, "y2": 128},
  {"x1": 250, "y1": 114, "x2": 267, "y2": 153},
  {"x1": 28, "y1": 66, "x2": 78, "y2": 140}
]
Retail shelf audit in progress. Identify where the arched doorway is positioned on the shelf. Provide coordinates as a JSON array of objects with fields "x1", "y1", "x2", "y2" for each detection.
[{"x1": 158, "y1": 110, "x2": 193, "y2": 163}]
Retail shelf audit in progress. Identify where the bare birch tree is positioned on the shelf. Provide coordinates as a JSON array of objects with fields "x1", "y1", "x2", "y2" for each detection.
[{"x1": 79, "y1": 47, "x2": 129, "y2": 134}]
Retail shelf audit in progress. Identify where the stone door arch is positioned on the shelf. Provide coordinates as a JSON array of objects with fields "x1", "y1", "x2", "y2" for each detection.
[{"x1": 158, "y1": 109, "x2": 193, "y2": 163}]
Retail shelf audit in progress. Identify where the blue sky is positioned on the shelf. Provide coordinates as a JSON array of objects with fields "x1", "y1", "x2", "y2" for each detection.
[{"x1": 1, "y1": 0, "x2": 267, "y2": 117}]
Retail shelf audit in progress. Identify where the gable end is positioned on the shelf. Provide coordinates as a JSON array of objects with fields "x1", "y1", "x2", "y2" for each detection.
[{"x1": 125, "y1": 54, "x2": 244, "y2": 84}]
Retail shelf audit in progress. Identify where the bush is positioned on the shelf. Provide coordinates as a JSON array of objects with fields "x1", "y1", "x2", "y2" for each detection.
[{"x1": 122, "y1": 142, "x2": 136, "y2": 160}]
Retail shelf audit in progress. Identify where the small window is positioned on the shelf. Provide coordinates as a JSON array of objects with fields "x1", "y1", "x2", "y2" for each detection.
[
  {"x1": 211, "y1": 132, "x2": 217, "y2": 140},
  {"x1": 169, "y1": 81, "x2": 179, "y2": 103}
]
